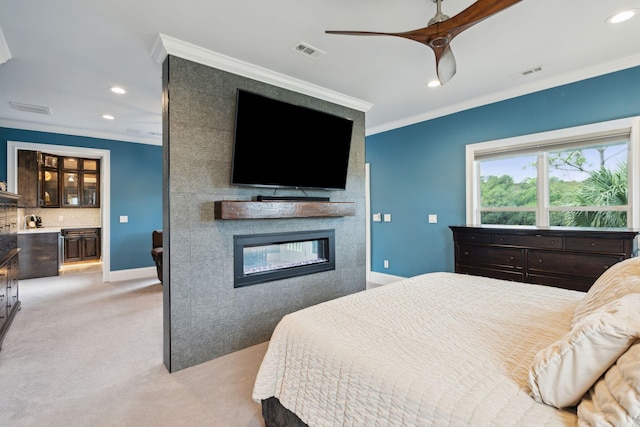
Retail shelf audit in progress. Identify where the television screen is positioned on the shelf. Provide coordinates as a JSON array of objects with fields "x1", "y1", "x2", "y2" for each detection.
[{"x1": 231, "y1": 89, "x2": 354, "y2": 191}]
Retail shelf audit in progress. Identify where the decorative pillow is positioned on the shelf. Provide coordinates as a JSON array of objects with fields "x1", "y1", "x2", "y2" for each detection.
[
  {"x1": 528, "y1": 293, "x2": 640, "y2": 409},
  {"x1": 572, "y1": 256, "x2": 640, "y2": 328},
  {"x1": 577, "y1": 340, "x2": 640, "y2": 426}
]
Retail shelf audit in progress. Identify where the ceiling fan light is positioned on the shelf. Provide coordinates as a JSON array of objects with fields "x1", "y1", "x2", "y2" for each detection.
[
  {"x1": 426, "y1": 80, "x2": 441, "y2": 88},
  {"x1": 110, "y1": 86, "x2": 126, "y2": 95},
  {"x1": 607, "y1": 9, "x2": 637, "y2": 24}
]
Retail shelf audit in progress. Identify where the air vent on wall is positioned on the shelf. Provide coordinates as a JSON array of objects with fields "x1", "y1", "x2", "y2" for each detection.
[
  {"x1": 9, "y1": 101, "x2": 51, "y2": 115},
  {"x1": 291, "y1": 42, "x2": 326, "y2": 59}
]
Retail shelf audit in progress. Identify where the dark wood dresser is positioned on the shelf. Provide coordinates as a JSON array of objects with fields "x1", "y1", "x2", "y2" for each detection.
[
  {"x1": 0, "y1": 191, "x2": 20, "y2": 351},
  {"x1": 450, "y1": 225, "x2": 639, "y2": 292}
]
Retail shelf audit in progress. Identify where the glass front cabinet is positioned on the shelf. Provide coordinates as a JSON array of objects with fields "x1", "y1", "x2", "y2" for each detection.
[
  {"x1": 40, "y1": 153, "x2": 60, "y2": 207},
  {"x1": 39, "y1": 153, "x2": 100, "y2": 208}
]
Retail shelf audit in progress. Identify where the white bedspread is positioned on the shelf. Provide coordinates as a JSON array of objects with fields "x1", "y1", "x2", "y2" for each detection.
[{"x1": 253, "y1": 272, "x2": 585, "y2": 426}]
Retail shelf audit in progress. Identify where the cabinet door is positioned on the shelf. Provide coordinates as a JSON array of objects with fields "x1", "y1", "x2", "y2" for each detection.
[
  {"x1": 41, "y1": 169, "x2": 59, "y2": 207},
  {"x1": 64, "y1": 236, "x2": 83, "y2": 262},
  {"x1": 81, "y1": 173, "x2": 99, "y2": 207},
  {"x1": 17, "y1": 150, "x2": 39, "y2": 208},
  {"x1": 62, "y1": 172, "x2": 80, "y2": 206},
  {"x1": 82, "y1": 234, "x2": 100, "y2": 260}
]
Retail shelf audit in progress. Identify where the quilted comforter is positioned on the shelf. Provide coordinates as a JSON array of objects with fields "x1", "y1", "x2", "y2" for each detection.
[{"x1": 253, "y1": 272, "x2": 584, "y2": 426}]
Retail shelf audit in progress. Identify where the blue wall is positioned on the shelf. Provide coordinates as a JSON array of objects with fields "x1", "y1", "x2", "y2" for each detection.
[
  {"x1": 366, "y1": 65, "x2": 640, "y2": 278},
  {"x1": 0, "y1": 127, "x2": 162, "y2": 272}
]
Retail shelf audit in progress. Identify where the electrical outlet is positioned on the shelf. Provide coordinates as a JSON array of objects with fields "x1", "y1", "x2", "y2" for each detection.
[
  {"x1": 373, "y1": 213, "x2": 381, "y2": 222},
  {"x1": 383, "y1": 260, "x2": 389, "y2": 268},
  {"x1": 428, "y1": 214, "x2": 438, "y2": 224},
  {"x1": 383, "y1": 214, "x2": 391, "y2": 222}
]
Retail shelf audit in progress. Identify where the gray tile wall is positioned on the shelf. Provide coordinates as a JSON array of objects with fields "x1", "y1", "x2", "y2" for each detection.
[{"x1": 163, "y1": 56, "x2": 366, "y2": 372}]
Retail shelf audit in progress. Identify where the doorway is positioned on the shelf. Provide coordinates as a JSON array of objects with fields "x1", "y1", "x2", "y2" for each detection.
[{"x1": 6, "y1": 141, "x2": 111, "y2": 283}]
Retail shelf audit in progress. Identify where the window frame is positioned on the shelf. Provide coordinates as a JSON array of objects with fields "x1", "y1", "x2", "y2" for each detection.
[{"x1": 465, "y1": 116, "x2": 640, "y2": 228}]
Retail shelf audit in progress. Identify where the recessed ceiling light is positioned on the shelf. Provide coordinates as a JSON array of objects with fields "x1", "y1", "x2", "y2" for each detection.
[
  {"x1": 426, "y1": 80, "x2": 441, "y2": 88},
  {"x1": 102, "y1": 114, "x2": 115, "y2": 120},
  {"x1": 109, "y1": 86, "x2": 126, "y2": 95},
  {"x1": 607, "y1": 9, "x2": 638, "y2": 24}
]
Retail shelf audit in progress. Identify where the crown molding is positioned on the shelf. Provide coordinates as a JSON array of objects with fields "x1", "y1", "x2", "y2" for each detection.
[
  {"x1": 0, "y1": 119, "x2": 161, "y2": 146},
  {"x1": 151, "y1": 33, "x2": 372, "y2": 113},
  {"x1": 367, "y1": 53, "x2": 640, "y2": 136},
  {"x1": 0, "y1": 24, "x2": 12, "y2": 65}
]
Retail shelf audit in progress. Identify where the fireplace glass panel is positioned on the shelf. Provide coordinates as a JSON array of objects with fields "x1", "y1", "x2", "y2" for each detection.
[
  {"x1": 234, "y1": 229, "x2": 335, "y2": 287},
  {"x1": 243, "y1": 240, "x2": 326, "y2": 275}
]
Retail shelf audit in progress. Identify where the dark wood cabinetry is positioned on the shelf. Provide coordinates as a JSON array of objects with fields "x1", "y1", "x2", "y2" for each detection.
[
  {"x1": 450, "y1": 225, "x2": 639, "y2": 292},
  {"x1": 62, "y1": 228, "x2": 100, "y2": 263},
  {"x1": 18, "y1": 232, "x2": 59, "y2": 279},
  {"x1": 17, "y1": 150, "x2": 39, "y2": 208},
  {"x1": 0, "y1": 192, "x2": 20, "y2": 351},
  {"x1": 16, "y1": 150, "x2": 99, "y2": 208}
]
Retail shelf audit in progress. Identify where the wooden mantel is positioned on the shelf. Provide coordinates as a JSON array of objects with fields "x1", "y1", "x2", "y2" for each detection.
[{"x1": 214, "y1": 200, "x2": 356, "y2": 220}]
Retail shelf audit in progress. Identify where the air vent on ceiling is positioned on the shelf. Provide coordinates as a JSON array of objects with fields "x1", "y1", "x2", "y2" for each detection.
[
  {"x1": 9, "y1": 101, "x2": 52, "y2": 115},
  {"x1": 520, "y1": 66, "x2": 543, "y2": 77},
  {"x1": 291, "y1": 42, "x2": 326, "y2": 59}
]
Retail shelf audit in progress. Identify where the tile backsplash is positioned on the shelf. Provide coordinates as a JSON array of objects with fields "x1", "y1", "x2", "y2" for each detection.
[{"x1": 19, "y1": 207, "x2": 101, "y2": 230}]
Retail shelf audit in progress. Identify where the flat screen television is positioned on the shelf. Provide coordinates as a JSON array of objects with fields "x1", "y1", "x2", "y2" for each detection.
[{"x1": 231, "y1": 89, "x2": 354, "y2": 191}]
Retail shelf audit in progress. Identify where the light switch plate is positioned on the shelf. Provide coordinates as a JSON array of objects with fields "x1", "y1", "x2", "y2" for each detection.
[
  {"x1": 372, "y1": 213, "x2": 381, "y2": 222},
  {"x1": 383, "y1": 214, "x2": 391, "y2": 222},
  {"x1": 428, "y1": 214, "x2": 438, "y2": 224},
  {"x1": 119, "y1": 215, "x2": 128, "y2": 223}
]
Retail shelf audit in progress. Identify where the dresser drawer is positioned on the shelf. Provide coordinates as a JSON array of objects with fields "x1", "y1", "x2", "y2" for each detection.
[
  {"x1": 455, "y1": 231, "x2": 492, "y2": 244},
  {"x1": 493, "y1": 233, "x2": 562, "y2": 249},
  {"x1": 458, "y1": 265, "x2": 524, "y2": 282},
  {"x1": 564, "y1": 237, "x2": 624, "y2": 254},
  {"x1": 458, "y1": 244, "x2": 523, "y2": 268},
  {"x1": 528, "y1": 250, "x2": 622, "y2": 279}
]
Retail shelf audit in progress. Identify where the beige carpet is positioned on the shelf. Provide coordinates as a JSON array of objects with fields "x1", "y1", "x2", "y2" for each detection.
[{"x1": 0, "y1": 271, "x2": 267, "y2": 426}]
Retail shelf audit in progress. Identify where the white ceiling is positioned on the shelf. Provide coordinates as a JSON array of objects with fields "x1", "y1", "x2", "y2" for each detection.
[{"x1": 1, "y1": 0, "x2": 639, "y2": 145}]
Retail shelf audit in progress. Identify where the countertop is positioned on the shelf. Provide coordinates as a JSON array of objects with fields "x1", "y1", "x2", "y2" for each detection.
[{"x1": 18, "y1": 226, "x2": 101, "y2": 234}]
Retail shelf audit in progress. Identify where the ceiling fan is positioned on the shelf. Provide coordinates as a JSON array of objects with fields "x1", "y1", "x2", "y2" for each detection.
[{"x1": 326, "y1": 0, "x2": 522, "y2": 85}]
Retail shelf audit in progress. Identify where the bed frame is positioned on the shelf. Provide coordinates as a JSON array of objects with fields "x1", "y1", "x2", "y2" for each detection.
[{"x1": 262, "y1": 397, "x2": 307, "y2": 427}]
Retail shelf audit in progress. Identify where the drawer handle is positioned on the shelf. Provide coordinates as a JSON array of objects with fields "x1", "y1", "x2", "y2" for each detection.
[
  {"x1": 508, "y1": 256, "x2": 515, "y2": 261},
  {"x1": 550, "y1": 240, "x2": 556, "y2": 244},
  {"x1": 591, "y1": 242, "x2": 597, "y2": 246},
  {"x1": 538, "y1": 258, "x2": 544, "y2": 263},
  {"x1": 464, "y1": 251, "x2": 470, "y2": 256}
]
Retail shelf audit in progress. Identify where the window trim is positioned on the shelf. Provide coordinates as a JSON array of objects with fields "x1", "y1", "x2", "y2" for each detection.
[{"x1": 465, "y1": 116, "x2": 640, "y2": 227}]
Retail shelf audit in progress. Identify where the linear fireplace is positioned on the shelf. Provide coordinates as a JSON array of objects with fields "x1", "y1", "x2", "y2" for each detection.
[{"x1": 233, "y1": 229, "x2": 335, "y2": 288}]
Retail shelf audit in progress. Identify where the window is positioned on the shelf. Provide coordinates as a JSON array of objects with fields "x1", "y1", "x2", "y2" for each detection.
[{"x1": 466, "y1": 117, "x2": 640, "y2": 228}]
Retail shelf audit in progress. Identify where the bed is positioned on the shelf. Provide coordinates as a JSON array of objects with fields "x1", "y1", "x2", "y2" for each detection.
[{"x1": 253, "y1": 258, "x2": 640, "y2": 426}]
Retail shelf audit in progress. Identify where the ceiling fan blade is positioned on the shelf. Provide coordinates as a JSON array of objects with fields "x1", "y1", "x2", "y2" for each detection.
[
  {"x1": 434, "y1": 44, "x2": 456, "y2": 85},
  {"x1": 441, "y1": 0, "x2": 522, "y2": 38},
  {"x1": 325, "y1": 30, "x2": 402, "y2": 37}
]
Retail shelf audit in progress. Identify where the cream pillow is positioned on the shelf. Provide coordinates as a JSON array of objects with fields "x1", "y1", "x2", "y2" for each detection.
[
  {"x1": 529, "y1": 293, "x2": 640, "y2": 409},
  {"x1": 577, "y1": 340, "x2": 640, "y2": 426},
  {"x1": 572, "y1": 257, "x2": 640, "y2": 328}
]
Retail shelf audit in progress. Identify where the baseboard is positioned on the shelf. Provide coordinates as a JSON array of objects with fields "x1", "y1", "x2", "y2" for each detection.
[
  {"x1": 108, "y1": 266, "x2": 157, "y2": 282},
  {"x1": 368, "y1": 271, "x2": 406, "y2": 286}
]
